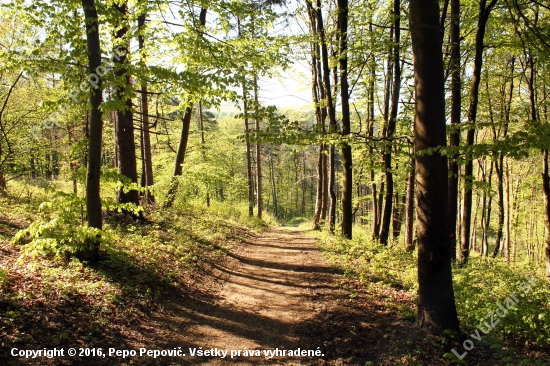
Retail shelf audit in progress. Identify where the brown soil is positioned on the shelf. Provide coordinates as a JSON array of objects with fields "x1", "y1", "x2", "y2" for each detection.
[
  {"x1": 3, "y1": 226, "x2": 535, "y2": 365},
  {"x1": 108, "y1": 227, "x2": 442, "y2": 366}
]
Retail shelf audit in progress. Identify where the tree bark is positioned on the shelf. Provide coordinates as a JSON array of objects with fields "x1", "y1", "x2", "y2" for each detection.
[
  {"x1": 80, "y1": 0, "x2": 103, "y2": 262},
  {"x1": 316, "y1": 0, "x2": 338, "y2": 233},
  {"x1": 243, "y1": 82, "x2": 254, "y2": 217},
  {"x1": 405, "y1": 146, "x2": 415, "y2": 251},
  {"x1": 379, "y1": 0, "x2": 401, "y2": 245},
  {"x1": 138, "y1": 12, "x2": 154, "y2": 204},
  {"x1": 493, "y1": 57, "x2": 514, "y2": 256},
  {"x1": 270, "y1": 149, "x2": 278, "y2": 217},
  {"x1": 114, "y1": 2, "x2": 139, "y2": 208},
  {"x1": 163, "y1": 8, "x2": 207, "y2": 209},
  {"x1": 543, "y1": 149, "x2": 550, "y2": 281},
  {"x1": 254, "y1": 74, "x2": 262, "y2": 218},
  {"x1": 198, "y1": 102, "x2": 210, "y2": 207},
  {"x1": 410, "y1": 0, "x2": 461, "y2": 335},
  {"x1": 338, "y1": 0, "x2": 352, "y2": 239},
  {"x1": 459, "y1": 0, "x2": 498, "y2": 266},
  {"x1": 448, "y1": 0, "x2": 461, "y2": 261}
]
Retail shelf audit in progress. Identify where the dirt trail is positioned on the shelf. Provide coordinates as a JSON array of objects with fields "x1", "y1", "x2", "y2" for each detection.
[
  {"x1": 135, "y1": 227, "x2": 421, "y2": 366},
  {"x1": 164, "y1": 227, "x2": 343, "y2": 365}
]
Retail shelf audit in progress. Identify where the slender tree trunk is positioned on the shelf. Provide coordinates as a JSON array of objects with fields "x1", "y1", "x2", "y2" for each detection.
[
  {"x1": 80, "y1": 0, "x2": 103, "y2": 262},
  {"x1": 308, "y1": 0, "x2": 326, "y2": 230},
  {"x1": 163, "y1": 107, "x2": 192, "y2": 208},
  {"x1": 481, "y1": 160, "x2": 493, "y2": 255},
  {"x1": 379, "y1": 0, "x2": 401, "y2": 245},
  {"x1": 138, "y1": 13, "x2": 154, "y2": 204},
  {"x1": 493, "y1": 57, "x2": 514, "y2": 256},
  {"x1": 505, "y1": 158, "x2": 511, "y2": 263},
  {"x1": 459, "y1": 0, "x2": 498, "y2": 266},
  {"x1": 448, "y1": 0, "x2": 461, "y2": 261},
  {"x1": 410, "y1": 0, "x2": 461, "y2": 335},
  {"x1": 393, "y1": 192, "x2": 406, "y2": 239},
  {"x1": 243, "y1": 83, "x2": 254, "y2": 217},
  {"x1": 163, "y1": 8, "x2": 207, "y2": 209},
  {"x1": 542, "y1": 149, "x2": 550, "y2": 281},
  {"x1": 369, "y1": 58, "x2": 378, "y2": 238},
  {"x1": 253, "y1": 74, "x2": 262, "y2": 218},
  {"x1": 405, "y1": 146, "x2": 415, "y2": 251},
  {"x1": 338, "y1": 0, "x2": 352, "y2": 239},
  {"x1": 316, "y1": 0, "x2": 338, "y2": 233},
  {"x1": 198, "y1": 102, "x2": 210, "y2": 207},
  {"x1": 270, "y1": 149, "x2": 278, "y2": 217}
]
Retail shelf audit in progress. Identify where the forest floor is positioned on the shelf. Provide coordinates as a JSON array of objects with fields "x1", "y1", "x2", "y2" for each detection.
[{"x1": 1, "y1": 219, "x2": 542, "y2": 365}]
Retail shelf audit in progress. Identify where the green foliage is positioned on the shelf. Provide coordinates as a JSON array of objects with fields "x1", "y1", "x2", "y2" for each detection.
[
  {"x1": 316, "y1": 227, "x2": 418, "y2": 292},
  {"x1": 10, "y1": 192, "x2": 102, "y2": 259},
  {"x1": 453, "y1": 258, "x2": 550, "y2": 345},
  {"x1": 315, "y1": 228, "x2": 550, "y2": 348}
]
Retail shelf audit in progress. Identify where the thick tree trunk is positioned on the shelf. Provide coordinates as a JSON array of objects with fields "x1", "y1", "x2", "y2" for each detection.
[
  {"x1": 459, "y1": 0, "x2": 497, "y2": 266},
  {"x1": 410, "y1": 0, "x2": 460, "y2": 335},
  {"x1": 338, "y1": 0, "x2": 352, "y2": 239},
  {"x1": 80, "y1": 0, "x2": 103, "y2": 262},
  {"x1": 138, "y1": 13, "x2": 154, "y2": 204},
  {"x1": 379, "y1": 0, "x2": 401, "y2": 245},
  {"x1": 448, "y1": 0, "x2": 461, "y2": 261},
  {"x1": 114, "y1": 2, "x2": 139, "y2": 208}
]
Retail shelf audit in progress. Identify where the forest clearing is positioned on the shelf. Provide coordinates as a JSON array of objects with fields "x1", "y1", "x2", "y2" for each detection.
[{"x1": 1, "y1": 0, "x2": 550, "y2": 364}]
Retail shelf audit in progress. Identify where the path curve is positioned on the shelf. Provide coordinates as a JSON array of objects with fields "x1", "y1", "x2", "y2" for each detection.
[{"x1": 180, "y1": 227, "x2": 342, "y2": 365}]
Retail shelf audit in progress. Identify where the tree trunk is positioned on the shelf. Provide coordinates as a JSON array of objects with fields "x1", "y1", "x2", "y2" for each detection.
[
  {"x1": 481, "y1": 160, "x2": 493, "y2": 256},
  {"x1": 138, "y1": 13, "x2": 154, "y2": 204},
  {"x1": 316, "y1": 0, "x2": 338, "y2": 233},
  {"x1": 114, "y1": 2, "x2": 139, "y2": 208},
  {"x1": 163, "y1": 107, "x2": 192, "y2": 208},
  {"x1": 338, "y1": 0, "x2": 352, "y2": 239},
  {"x1": 459, "y1": 0, "x2": 497, "y2": 266},
  {"x1": 163, "y1": 8, "x2": 207, "y2": 209},
  {"x1": 448, "y1": 0, "x2": 461, "y2": 261},
  {"x1": 379, "y1": 0, "x2": 401, "y2": 245},
  {"x1": 198, "y1": 102, "x2": 210, "y2": 207},
  {"x1": 308, "y1": 0, "x2": 326, "y2": 230},
  {"x1": 405, "y1": 146, "x2": 415, "y2": 251},
  {"x1": 493, "y1": 57, "x2": 514, "y2": 256},
  {"x1": 270, "y1": 149, "x2": 278, "y2": 217},
  {"x1": 543, "y1": 149, "x2": 550, "y2": 281},
  {"x1": 505, "y1": 158, "x2": 511, "y2": 263},
  {"x1": 243, "y1": 83, "x2": 254, "y2": 217},
  {"x1": 80, "y1": 0, "x2": 103, "y2": 262},
  {"x1": 253, "y1": 74, "x2": 262, "y2": 218},
  {"x1": 410, "y1": 0, "x2": 461, "y2": 335}
]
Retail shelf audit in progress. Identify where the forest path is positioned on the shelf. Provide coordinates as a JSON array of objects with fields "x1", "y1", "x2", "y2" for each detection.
[
  {"x1": 165, "y1": 227, "x2": 344, "y2": 365},
  {"x1": 136, "y1": 227, "x2": 421, "y2": 366}
]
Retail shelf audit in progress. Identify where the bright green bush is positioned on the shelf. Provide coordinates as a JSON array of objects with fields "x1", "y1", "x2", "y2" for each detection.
[{"x1": 315, "y1": 227, "x2": 550, "y2": 346}]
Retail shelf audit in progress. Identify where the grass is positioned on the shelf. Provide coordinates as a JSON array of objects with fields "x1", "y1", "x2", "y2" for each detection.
[
  {"x1": 312, "y1": 225, "x2": 550, "y2": 364},
  {"x1": 0, "y1": 179, "x2": 271, "y2": 362}
]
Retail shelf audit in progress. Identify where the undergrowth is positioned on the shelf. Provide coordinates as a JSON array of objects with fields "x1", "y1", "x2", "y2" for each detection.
[
  {"x1": 0, "y1": 178, "x2": 272, "y2": 356},
  {"x1": 314, "y1": 226, "x2": 550, "y2": 360}
]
